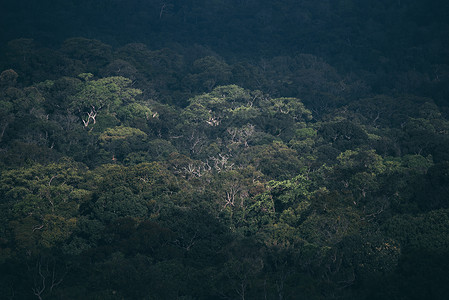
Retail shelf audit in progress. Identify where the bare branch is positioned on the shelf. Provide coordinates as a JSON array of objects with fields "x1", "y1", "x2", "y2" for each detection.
[{"x1": 33, "y1": 224, "x2": 44, "y2": 232}]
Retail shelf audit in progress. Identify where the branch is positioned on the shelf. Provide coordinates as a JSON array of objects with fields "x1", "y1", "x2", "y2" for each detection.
[
  {"x1": 32, "y1": 261, "x2": 45, "y2": 300},
  {"x1": 33, "y1": 224, "x2": 44, "y2": 232},
  {"x1": 48, "y1": 175, "x2": 58, "y2": 186},
  {"x1": 159, "y1": 3, "x2": 166, "y2": 19}
]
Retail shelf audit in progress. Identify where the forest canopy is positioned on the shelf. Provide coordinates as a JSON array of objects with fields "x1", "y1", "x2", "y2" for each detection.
[{"x1": 1, "y1": 1, "x2": 449, "y2": 299}]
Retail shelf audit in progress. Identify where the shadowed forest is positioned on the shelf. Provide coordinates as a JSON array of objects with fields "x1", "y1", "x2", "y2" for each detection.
[{"x1": 1, "y1": 0, "x2": 449, "y2": 299}]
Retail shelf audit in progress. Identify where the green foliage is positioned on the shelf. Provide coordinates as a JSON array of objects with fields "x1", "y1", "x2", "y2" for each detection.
[
  {"x1": 254, "y1": 141, "x2": 302, "y2": 180},
  {"x1": 185, "y1": 56, "x2": 232, "y2": 91},
  {"x1": 60, "y1": 38, "x2": 113, "y2": 71},
  {"x1": 99, "y1": 126, "x2": 147, "y2": 142},
  {"x1": 69, "y1": 76, "x2": 142, "y2": 129},
  {"x1": 383, "y1": 209, "x2": 449, "y2": 252},
  {"x1": 265, "y1": 97, "x2": 312, "y2": 121},
  {"x1": 117, "y1": 102, "x2": 152, "y2": 122},
  {"x1": 71, "y1": 76, "x2": 141, "y2": 112},
  {"x1": 1, "y1": 30, "x2": 448, "y2": 299},
  {"x1": 319, "y1": 120, "x2": 369, "y2": 150},
  {"x1": 182, "y1": 84, "x2": 253, "y2": 126}
]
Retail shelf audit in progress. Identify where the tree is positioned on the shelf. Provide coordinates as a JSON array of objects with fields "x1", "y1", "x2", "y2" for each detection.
[
  {"x1": 182, "y1": 84, "x2": 254, "y2": 128},
  {"x1": 216, "y1": 238, "x2": 264, "y2": 300},
  {"x1": 184, "y1": 56, "x2": 232, "y2": 91},
  {"x1": 60, "y1": 38, "x2": 113, "y2": 72},
  {"x1": 319, "y1": 120, "x2": 368, "y2": 150},
  {"x1": 0, "y1": 159, "x2": 90, "y2": 254},
  {"x1": 253, "y1": 141, "x2": 302, "y2": 180},
  {"x1": 99, "y1": 126, "x2": 148, "y2": 161},
  {"x1": 69, "y1": 76, "x2": 142, "y2": 128}
]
